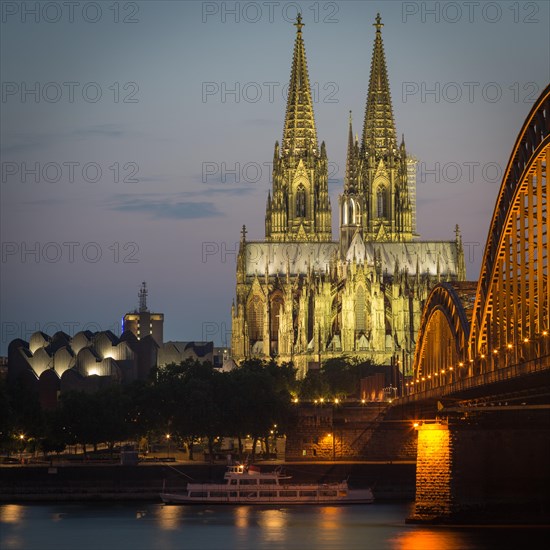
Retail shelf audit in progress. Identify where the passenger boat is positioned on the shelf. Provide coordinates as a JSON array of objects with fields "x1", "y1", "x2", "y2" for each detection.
[{"x1": 160, "y1": 463, "x2": 374, "y2": 505}]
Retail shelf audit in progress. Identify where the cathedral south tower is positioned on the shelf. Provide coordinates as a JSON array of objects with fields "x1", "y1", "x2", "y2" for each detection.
[{"x1": 340, "y1": 14, "x2": 414, "y2": 252}]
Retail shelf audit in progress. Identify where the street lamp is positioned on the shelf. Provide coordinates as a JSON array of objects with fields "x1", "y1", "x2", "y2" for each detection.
[
  {"x1": 166, "y1": 433, "x2": 171, "y2": 460},
  {"x1": 523, "y1": 337, "x2": 530, "y2": 362},
  {"x1": 19, "y1": 434, "x2": 25, "y2": 464},
  {"x1": 328, "y1": 433, "x2": 335, "y2": 461}
]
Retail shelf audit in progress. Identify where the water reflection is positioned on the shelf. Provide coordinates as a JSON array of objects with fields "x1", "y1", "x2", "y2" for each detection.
[
  {"x1": 0, "y1": 504, "x2": 23, "y2": 524},
  {"x1": 1, "y1": 503, "x2": 546, "y2": 550},
  {"x1": 234, "y1": 505, "x2": 251, "y2": 529},
  {"x1": 318, "y1": 506, "x2": 342, "y2": 539},
  {"x1": 157, "y1": 505, "x2": 185, "y2": 531},
  {"x1": 392, "y1": 529, "x2": 469, "y2": 550},
  {"x1": 257, "y1": 509, "x2": 287, "y2": 543}
]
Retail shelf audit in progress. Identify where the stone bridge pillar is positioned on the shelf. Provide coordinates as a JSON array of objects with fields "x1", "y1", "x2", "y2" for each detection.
[
  {"x1": 410, "y1": 422, "x2": 454, "y2": 521},
  {"x1": 408, "y1": 412, "x2": 550, "y2": 524}
]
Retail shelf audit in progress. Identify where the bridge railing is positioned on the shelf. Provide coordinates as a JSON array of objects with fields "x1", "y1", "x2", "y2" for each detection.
[
  {"x1": 444, "y1": 355, "x2": 550, "y2": 397},
  {"x1": 402, "y1": 354, "x2": 550, "y2": 402}
]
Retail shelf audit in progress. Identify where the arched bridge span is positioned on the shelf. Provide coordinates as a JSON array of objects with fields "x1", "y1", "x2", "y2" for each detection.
[{"x1": 412, "y1": 83, "x2": 550, "y2": 396}]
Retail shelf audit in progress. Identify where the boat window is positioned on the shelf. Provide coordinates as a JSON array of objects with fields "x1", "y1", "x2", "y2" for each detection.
[
  {"x1": 229, "y1": 492, "x2": 237, "y2": 497},
  {"x1": 259, "y1": 491, "x2": 277, "y2": 497},
  {"x1": 230, "y1": 479, "x2": 237, "y2": 485},
  {"x1": 260, "y1": 479, "x2": 276, "y2": 485},
  {"x1": 189, "y1": 492, "x2": 207, "y2": 497},
  {"x1": 209, "y1": 492, "x2": 227, "y2": 497},
  {"x1": 240, "y1": 479, "x2": 258, "y2": 485},
  {"x1": 300, "y1": 491, "x2": 317, "y2": 497},
  {"x1": 279, "y1": 491, "x2": 297, "y2": 497},
  {"x1": 320, "y1": 490, "x2": 337, "y2": 497}
]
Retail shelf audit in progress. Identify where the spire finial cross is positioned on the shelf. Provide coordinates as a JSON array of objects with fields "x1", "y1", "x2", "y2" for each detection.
[
  {"x1": 374, "y1": 13, "x2": 383, "y2": 32},
  {"x1": 294, "y1": 13, "x2": 304, "y2": 32}
]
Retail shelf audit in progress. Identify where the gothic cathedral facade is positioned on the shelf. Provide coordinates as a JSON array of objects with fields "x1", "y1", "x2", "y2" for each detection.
[{"x1": 231, "y1": 14, "x2": 466, "y2": 376}]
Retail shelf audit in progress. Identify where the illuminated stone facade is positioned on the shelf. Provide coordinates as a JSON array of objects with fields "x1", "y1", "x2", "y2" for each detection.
[{"x1": 231, "y1": 15, "x2": 465, "y2": 376}]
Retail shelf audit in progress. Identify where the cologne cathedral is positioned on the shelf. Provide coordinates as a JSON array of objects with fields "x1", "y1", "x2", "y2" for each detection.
[{"x1": 231, "y1": 14, "x2": 465, "y2": 376}]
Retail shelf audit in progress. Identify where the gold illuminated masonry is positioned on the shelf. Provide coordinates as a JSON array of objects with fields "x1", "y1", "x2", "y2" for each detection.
[{"x1": 231, "y1": 14, "x2": 465, "y2": 376}]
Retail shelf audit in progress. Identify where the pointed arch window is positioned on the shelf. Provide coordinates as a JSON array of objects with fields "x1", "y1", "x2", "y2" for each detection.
[
  {"x1": 270, "y1": 294, "x2": 284, "y2": 341},
  {"x1": 356, "y1": 286, "x2": 366, "y2": 333},
  {"x1": 348, "y1": 200, "x2": 355, "y2": 225},
  {"x1": 247, "y1": 295, "x2": 264, "y2": 342},
  {"x1": 296, "y1": 184, "x2": 306, "y2": 218},
  {"x1": 351, "y1": 199, "x2": 360, "y2": 225},
  {"x1": 377, "y1": 186, "x2": 387, "y2": 218}
]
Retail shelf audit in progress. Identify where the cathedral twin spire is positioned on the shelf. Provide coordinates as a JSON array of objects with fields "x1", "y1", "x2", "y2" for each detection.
[
  {"x1": 266, "y1": 13, "x2": 412, "y2": 244},
  {"x1": 362, "y1": 14, "x2": 398, "y2": 156},
  {"x1": 282, "y1": 13, "x2": 318, "y2": 156},
  {"x1": 266, "y1": 13, "x2": 331, "y2": 242},
  {"x1": 344, "y1": 111, "x2": 359, "y2": 194},
  {"x1": 342, "y1": 13, "x2": 415, "y2": 243}
]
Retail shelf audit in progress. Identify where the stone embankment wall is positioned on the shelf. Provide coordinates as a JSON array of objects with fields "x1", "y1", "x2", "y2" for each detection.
[{"x1": 285, "y1": 403, "x2": 417, "y2": 461}]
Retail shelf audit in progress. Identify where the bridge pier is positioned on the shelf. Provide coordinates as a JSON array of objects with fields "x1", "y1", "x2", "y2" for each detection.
[{"x1": 408, "y1": 410, "x2": 550, "y2": 524}]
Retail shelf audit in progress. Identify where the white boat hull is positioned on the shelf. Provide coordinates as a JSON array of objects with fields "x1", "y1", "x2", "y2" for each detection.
[
  {"x1": 160, "y1": 489, "x2": 374, "y2": 505},
  {"x1": 160, "y1": 464, "x2": 374, "y2": 505}
]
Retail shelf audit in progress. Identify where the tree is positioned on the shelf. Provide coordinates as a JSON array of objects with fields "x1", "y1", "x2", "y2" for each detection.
[{"x1": 232, "y1": 359, "x2": 295, "y2": 460}]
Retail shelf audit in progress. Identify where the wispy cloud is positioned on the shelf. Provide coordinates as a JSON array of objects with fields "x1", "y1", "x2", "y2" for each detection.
[
  {"x1": 70, "y1": 124, "x2": 129, "y2": 139},
  {"x1": 0, "y1": 134, "x2": 47, "y2": 154},
  {"x1": 1, "y1": 124, "x2": 133, "y2": 154},
  {"x1": 108, "y1": 193, "x2": 223, "y2": 219}
]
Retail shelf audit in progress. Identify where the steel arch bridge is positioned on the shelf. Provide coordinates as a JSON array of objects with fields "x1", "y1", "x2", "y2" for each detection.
[{"x1": 412, "y1": 83, "x2": 550, "y2": 395}]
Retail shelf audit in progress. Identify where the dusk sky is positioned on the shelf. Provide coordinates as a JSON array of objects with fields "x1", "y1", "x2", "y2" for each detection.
[{"x1": 1, "y1": 0, "x2": 549, "y2": 354}]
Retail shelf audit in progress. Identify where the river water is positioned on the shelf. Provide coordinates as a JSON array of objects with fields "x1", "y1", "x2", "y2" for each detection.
[{"x1": 0, "y1": 502, "x2": 547, "y2": 550}]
